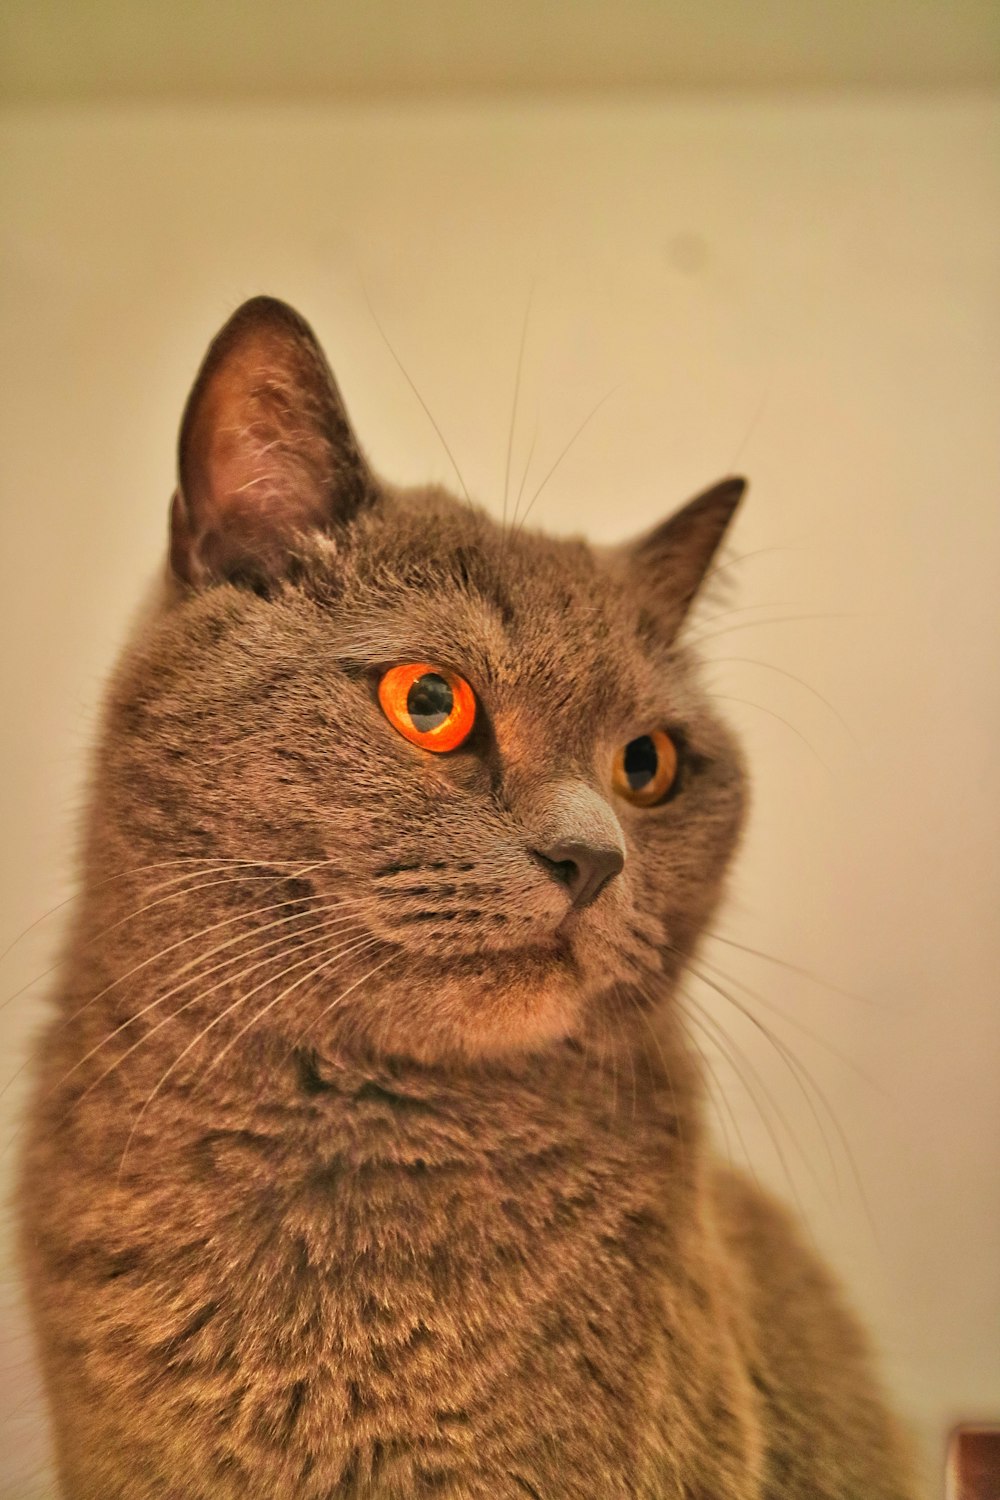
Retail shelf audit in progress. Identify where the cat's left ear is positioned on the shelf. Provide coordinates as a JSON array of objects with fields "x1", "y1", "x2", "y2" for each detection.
[
  {"x1": 170, "y1": 296, "x2": 374, "y2": 589},
  {"x1": 622, "y1": 476, "x2": 746, "y2": 640}
]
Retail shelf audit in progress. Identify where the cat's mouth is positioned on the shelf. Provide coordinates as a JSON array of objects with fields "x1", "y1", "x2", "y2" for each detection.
[{"x1": 356, "y1": 896, "x2": 628, "y2": 1056}]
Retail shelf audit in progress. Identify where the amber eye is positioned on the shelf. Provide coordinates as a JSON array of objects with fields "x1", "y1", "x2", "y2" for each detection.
[
  {"x1": 612, "y1": 730, "x2": 679, "y2": 806},
  {"x1": 378, "y1": 663, "x2": 477, "y2": 753}
]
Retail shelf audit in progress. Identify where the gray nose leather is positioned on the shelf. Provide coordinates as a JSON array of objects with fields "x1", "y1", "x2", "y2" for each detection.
[
  {"x1": 533, "y1": 839, "x2": 625, "y2": 908},
  {"x1": 526, "y1": 780, "x2": 626, "y2": 909}
]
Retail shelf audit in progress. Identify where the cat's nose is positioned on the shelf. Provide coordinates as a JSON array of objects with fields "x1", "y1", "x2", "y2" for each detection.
[
  {"x1": 533, "y1": 839, "x2": 625, "y2": 910},
  {"x1": 522, "y1": 779, "x2": 626, "y2": 911}
]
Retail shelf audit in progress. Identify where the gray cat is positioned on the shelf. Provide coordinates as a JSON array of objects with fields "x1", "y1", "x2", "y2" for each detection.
[{"x1": 20, "y1": 297, "x2": 915, "y2": 1498}]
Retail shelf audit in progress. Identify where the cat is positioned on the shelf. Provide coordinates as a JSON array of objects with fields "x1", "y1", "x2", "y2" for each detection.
[{"x1": 19, "y1": 296, "x2": 916, "y2": 1499}]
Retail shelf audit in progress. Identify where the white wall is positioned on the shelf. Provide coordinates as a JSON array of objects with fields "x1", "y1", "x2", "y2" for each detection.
[{"x1": 1, "y1": 95, "x2": 997, "y2": 1495}]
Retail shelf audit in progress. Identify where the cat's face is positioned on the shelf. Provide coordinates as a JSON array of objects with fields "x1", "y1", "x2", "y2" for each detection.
[{"x1": 103, "y1": 298, "x2": 747, "y2": 1063}]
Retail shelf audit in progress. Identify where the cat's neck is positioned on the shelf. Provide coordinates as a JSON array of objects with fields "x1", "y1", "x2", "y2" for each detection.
[{"x1": 271, "y1": 1023, "x2": 704, "y2": 1188}]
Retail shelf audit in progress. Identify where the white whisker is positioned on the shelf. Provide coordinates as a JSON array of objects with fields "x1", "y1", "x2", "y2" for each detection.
[
  {"x1": 52, "y1": 892, "x2": 371, "y2": 1041},
  {"x1": 282, "y1": 951, "x2": 397, "y2": 1058},
  {"x1": 362, "y1": 284, "x2": 473, "y2": 509},
  {"x1": 513, "y1": 384, "x2": 620, "y2": 535},
  {"x1": 0, "y1": 854, "x2": 326, "y2": 968},
  {"x1": 502, "y1": 284, "x2": 535, "y2": 536},
  {"x1": 43, "y1": 908, "x2": 367, "y2": 1114},
  {"x1": 116, "y1": 934, "x2": 385, "y2": 1178},
  {"x1": 200, "y1": 935, "x2": 385, "y2": 1080}
]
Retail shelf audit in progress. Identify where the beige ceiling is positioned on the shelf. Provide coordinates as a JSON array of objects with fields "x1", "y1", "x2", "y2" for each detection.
[{"x1": 2, "y1": 0, "x2": 999, "y2": 103}]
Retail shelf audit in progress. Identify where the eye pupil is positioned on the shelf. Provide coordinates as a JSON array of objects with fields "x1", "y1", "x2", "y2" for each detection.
[
  {"x1": 379, "y1": 663, "x2": 476, "y2": 752},
  {"x1": 406, "y1": 672, "x2": 454, "y2": 733},
  {"x1": 612, "y1": 728, "x2": 679, "y2": 806},
  {"x1": 623, "y1": 735, "x2": 658, "y2": 790}
]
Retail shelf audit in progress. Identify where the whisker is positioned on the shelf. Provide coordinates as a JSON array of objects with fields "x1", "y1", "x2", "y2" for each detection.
[
  {"x1": 117, "y1": 934, "x2": 383, "y2": 1178},
  {"x1": 502, "y1": 284, "x2": 535, "y2": 535},
  {"x1": 688, "y1": 600, "x2": 803, "y2": 634},
  {"x1": 362, "y1": 283, "x2": 473, "y2": 509},
  {"x1": 687, "y1": 956, "x2": 840, "y2": 1193},
  {"x1": 48, "y1": 892, "x2": 370, "y2": 1042},
  {"x1": 80, "y1": 861, "x2": 330, "y2": 954},
  {"x1": 601, "y1": 993, "x2": 621, "y2": 1124},
  {"x1": 512, "y1": 384, "x2": 621, "y2": 535},
  {"x1": 281, "y1": 951, "x2": 397, "y2": 1061},
  {"x1": 627, "y1": 999, "x2": 675, "y2": 1122},
  {"x1": 672, "y1": 991, "x2": 756, "y2": 1186},
  {"x1": 0, "y1": 860, "x2": 334, "y2": 1016},
  {"x1": 0, "y1": 896, "x2": 367, "y2": 1115},
  {"x1": 705, "y1": 657, "x2": 859, "y2": 746},
  {"x1": 197, "y1": 935, "x2": 383, "y2": 1081},
  {"x1": 83, "y1": 922, "x2": 354, "y2": 1110},
  {"x1": 615, "y1": 983, "x2": 688, "y2": 1169},
  {"x1": 618, "y1": 994, "x2": 640, "y2": 1128},
  {"x1": 688, "y1": 612, "x2": 856, "y2": 649},
  {"x1": 8, "y1": 924, "x2": 359, "y2": 1170},
  {"x1": 697, "y1": 1046, "x2": 737, "y2": 1166},
  {"x1": 725, "y1": 382, "x2": 770, "y2": 471},
  {"x1": 703, "y1": 931, "x2": 876, "y2": 1009},
  {"x1": 510, "y1": 411, "x2": 540, "y2": 536},
  {"x1": 695, "y1": 949, "x2": 879, "y2": 1087},
  {"x1": 579, "y1": 1008, "x2": 609, "y2": 1119},
  {"x1": 682, "y1": 954, "x2": 873, "y2": 1224},
  {"x1": 32, "y1": 907, "x2": 367, "y2": 1115},
  {"x1": 679, "y1": 990, "x2": 815, "y2": 1223},
  {"x1": 0, "y1": 855, "x2": 331, "y2": 967},
  {"x1": 701, "y1": 544, "x2": 803, "y2": 591},
  {"x1": 708, "y1": 693, "x2": 833, "y2": 775}
]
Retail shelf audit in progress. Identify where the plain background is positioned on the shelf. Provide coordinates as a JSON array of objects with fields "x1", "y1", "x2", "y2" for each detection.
[{"x1": 1, "y1": 5, "x2": 998, "y2": 1496}]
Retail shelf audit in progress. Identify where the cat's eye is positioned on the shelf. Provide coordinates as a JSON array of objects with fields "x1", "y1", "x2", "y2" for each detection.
[
  {"x1": 378, "y1": 663, "x2": 477, "y2": 753},
  {"x1": 612, "y1": 730, "x2": 679, "y2": 807}
]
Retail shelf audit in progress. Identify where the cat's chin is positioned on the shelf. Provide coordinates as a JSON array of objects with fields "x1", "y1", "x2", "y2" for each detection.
[{"x1": 365, "y1": 942, "x2": 587, "y2": 1061}]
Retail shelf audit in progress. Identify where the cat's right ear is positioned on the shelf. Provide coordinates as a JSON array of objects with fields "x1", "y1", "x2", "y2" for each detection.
[{"x1": 170, "y1": 296, "x2": 374, "y2": 589}]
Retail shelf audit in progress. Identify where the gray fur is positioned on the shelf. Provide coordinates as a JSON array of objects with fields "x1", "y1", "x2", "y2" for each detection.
[{"x1": 20, "y1": 298, "x2": 915, "y2": 1499}]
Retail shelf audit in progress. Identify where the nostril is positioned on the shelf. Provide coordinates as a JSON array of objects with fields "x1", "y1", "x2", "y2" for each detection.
[
  {"x1": 545, "y1": 857, "x2": 579, "y2": 890},
  {"x1": 532, "y1": 841, "x2": 625, "y2": 910}
]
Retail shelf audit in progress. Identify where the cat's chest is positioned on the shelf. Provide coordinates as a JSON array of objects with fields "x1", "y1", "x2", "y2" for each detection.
[
  {"x1": 35, "y1": 1047, "x2": 756, "y2": 1497},
  {"x1": 185, "y1": 1094, "x2": 693, "y2": 1493},
  {"x1": 196, "y1": 1084, "x2": 682, "y2": 1333}
]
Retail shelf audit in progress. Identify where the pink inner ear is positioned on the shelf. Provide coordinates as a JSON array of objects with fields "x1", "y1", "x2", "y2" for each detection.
[
  {"x1": 171, "y1": 298, "x2": 370, "y2": 587},
  {"x1": 177, "y1": 334, "x2": 335, "y2": 584}
]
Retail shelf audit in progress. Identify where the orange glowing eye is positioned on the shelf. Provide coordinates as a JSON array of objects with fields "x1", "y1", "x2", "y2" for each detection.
[
  {"x1": 378, "y1": 663, "x2": 477, "y2": 753},
  {"x1": 612, "y1": 730, "x2": 679, "y2": 807}
]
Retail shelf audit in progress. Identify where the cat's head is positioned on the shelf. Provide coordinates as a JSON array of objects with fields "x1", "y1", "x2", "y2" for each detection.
[{"x1": 103, "y1": 297, "x2": 746, "y2": 1063}]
